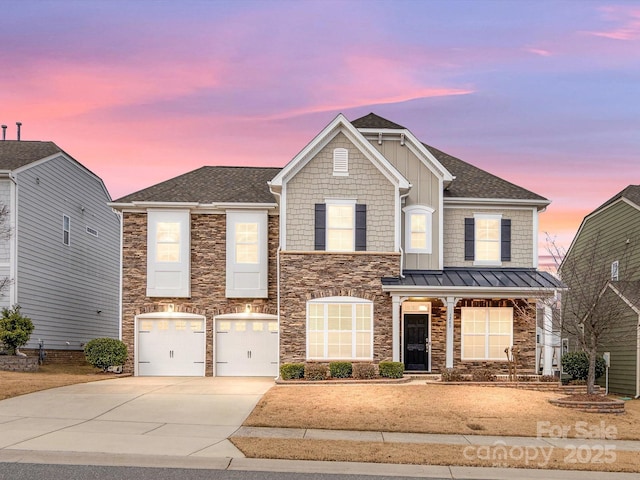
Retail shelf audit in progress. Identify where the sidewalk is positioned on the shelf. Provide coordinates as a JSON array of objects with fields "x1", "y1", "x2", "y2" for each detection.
[{"x1": 232, "y1": 425, "x2": 640, "y2": 451}]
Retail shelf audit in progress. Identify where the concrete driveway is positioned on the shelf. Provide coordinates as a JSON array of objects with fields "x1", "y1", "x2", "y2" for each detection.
[{"x1": 0, "y1": 376, "x2": 273, "y2": 459}]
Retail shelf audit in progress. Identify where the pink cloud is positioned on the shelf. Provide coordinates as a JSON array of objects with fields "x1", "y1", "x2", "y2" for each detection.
[
  {"x1": 586, "y1": 5, "x2": 640, "y2": 40},
  {"x1": 525, "y1": 48, "x2": 552, "y2": 57}
]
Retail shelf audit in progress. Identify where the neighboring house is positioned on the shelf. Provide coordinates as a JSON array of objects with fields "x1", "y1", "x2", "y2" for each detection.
[
  {"x1": 111, "y1": 113, "x2": 562, "y2": 377},
  {"x1": 560, "y1": 185, "x2": 640, "y2": 397},
  {"x1": 0, "y1": 139, "x2": 120, "y2": 355}
]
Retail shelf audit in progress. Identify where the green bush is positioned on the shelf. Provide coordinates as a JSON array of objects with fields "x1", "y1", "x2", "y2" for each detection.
[
  {"x1": 280, "y1": 363, "x2": 305, "y2": 380},
  {"x1": 561, "y1": 351, "x2": 605, "y2": 380},
  {"x1": 441, "y1": 368, "x2": 465, "y2": 382},
  {"x1": 352, "y1": 363, "x2": 377, "y2": 379},
  {"x1": 0, "y1": 305, "x2": 34, "y2": 355},
  {"x1": 84, "y1": 338, "x2": 128, "y2": 372},
  {"x1": 471, "y1": 368, "x2": 496, "y2": 382},
  {"x1": 378, "y1": 361, "x2": 404, "y2": 379},
  {"x1": 329, "y1": 361, "x2": 352, "y2": 378},
  {"x1": 304, "y1": 363, "x2": 329, "y2": 381}
]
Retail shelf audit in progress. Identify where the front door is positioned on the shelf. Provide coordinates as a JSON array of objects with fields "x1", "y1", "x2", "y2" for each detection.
[{"x1": 404, "y1": 314, "x2": 429, "y2": 371}]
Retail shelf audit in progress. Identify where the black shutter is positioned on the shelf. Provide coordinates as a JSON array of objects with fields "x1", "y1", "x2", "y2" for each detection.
[
  {"x1": 501, "y1": 218, "x2": 511, "y2": 262},
  {"x1": 464, "y1": 218, "x2": 474, "y2": 261},
  {"x1": 314, "y1": 204, "x2": 326, "y2": 251},
  {"x1": 355, "y1": 204, "x2": 366, "y2": 251}
]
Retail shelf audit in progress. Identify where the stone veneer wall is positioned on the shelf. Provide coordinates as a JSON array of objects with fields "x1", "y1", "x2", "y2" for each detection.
[
  {"x1": 443, "y1": 207, "x2": 535, "y2": 268},
  {"x1": 429, "y1": 298, "x2": 536, "y2": 374},
  {"x1": 279, "y1": 251, "x2": 401, "y2": 363},
  {"x1": 121, "y1": 212, "x2": 279, "y2": 376}
]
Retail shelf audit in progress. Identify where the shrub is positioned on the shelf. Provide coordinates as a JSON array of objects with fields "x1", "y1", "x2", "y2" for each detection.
[
  {"x1": 0, "y1": 305, "x2": 34, "y2": 355},
  {"x1": 471, "y1": 368, "x2": 496, "y2": 382},
  {"x1": 304, "y1": 363, "x2": 329, "y2": 381},
  {"x1": 441, "y1": 368, "x2": 465, "y2": 382},
  {"x1": 352, "y1": 363, "x2": 377, "y2": 379},
  {"x1": 84, "y1": 338, "x2": 128, "y2": 372},
  {"x1": 378, "y1": 361, "x2": 404, "y2": 379},
  {"x1": 329, "y1": 361, "x2": 352, "y2": 378},
  {"x1": 561, "y1": 351, "x2": 606, "y2": 380},
  {"x1": 516, "y1": 375, "x2": 535, "y2": 382},
  {"x1": 280, "y1": 363, "x2": 305, "y2": 380},
  {"x1": 540, "y1": 375, "x2": 558, "y2": 383}
]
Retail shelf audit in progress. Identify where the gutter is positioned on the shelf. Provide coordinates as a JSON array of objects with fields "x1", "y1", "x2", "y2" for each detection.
[
  {"x1": 268, "y1": 183, "x2": 282, "y2": 380},
  {"x1": 637, "y1": 316, "x2": 640, "y2": 399}
]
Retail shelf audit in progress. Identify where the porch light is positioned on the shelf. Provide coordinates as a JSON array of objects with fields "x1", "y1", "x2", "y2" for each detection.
[
  {"x1": 166, "y1": 304, "x2": 174, "y2": 313},
  {"x1": 245, "y1": 304, "x2": 252, "y2": 314},
  {"x1": 418, "y1": 305, "x2": 429, "y2": 311}
]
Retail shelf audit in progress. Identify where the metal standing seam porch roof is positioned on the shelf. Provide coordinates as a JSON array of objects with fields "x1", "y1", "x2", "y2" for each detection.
[{"x1": 382, "y1": 268, "x2": 565, "y2": 295}]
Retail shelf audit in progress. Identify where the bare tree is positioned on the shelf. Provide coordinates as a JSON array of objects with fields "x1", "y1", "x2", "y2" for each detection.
[{"x1": 558, "y1": 230, "x2": 639, "y2": 394}]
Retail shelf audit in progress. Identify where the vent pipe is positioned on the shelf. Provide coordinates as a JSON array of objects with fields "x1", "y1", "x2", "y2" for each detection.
[
  {"x1": 1, "y1": 125, "x2": 6, "y2": 141},
  {"x1": 16, "y1": 122, "x2": 22, "y2": 141}
]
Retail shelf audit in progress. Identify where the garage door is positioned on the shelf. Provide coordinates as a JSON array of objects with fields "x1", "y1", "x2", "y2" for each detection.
[
  {"x1": 215, "y1": 318, "x2": 278, "y2": 376},
  {"x1": 137, "y1": 317, "x2": 206, "y2": 376}
]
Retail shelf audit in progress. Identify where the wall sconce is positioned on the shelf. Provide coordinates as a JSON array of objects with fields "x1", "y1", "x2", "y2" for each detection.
[
  {"x1": 167, "y1": 304, "x2": 175, "y2": 313},
  {"x1": 418, "y1": 305, "x2": 428, "y2": 311},
  {"x1": 245, "y1": 304, "x2": 252, "y2": 314}
]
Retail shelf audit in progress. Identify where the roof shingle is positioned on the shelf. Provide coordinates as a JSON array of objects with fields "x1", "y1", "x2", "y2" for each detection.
[
  {"x1": 351, "y1": 113, "x2": 405, "y2": 130},
  {"x1": 0, "y1": 141, "x2": 63, "y2": 170},
  {"x1": 114, "y1": 166, "x2": 281, "y2": 204}
]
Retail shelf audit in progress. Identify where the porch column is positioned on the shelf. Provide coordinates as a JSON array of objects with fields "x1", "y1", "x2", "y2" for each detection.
[
  {"x1": 543, "y1": 304, "x2": 554, "y2": 375},
  {"x1": 392, "y1": 295, "x2": 401, "y2": 362},
  {"x1": 446, "y1": 296, "x2": 456, "y2": 369}
]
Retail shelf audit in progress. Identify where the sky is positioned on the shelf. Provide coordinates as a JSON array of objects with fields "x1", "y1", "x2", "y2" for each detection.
[{"x1": 1, "y1": 0, "x2": 638, "y2": 251}]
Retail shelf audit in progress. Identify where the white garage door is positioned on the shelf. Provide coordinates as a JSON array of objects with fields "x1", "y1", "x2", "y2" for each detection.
[
  {"x1": 137, "y1": 317, "x2": 206, "y2": 376},
  {"x1": 215, "y1": 318, "x2": 278, "y2": 376}
]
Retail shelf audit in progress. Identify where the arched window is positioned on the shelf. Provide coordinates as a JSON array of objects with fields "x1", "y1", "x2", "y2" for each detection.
[
  {"x1": 403, "y1": 205, "x2": 434, "y2": 254},
  {"x1": 307, "y1": 296, "x2": 373, "y2": 360}
]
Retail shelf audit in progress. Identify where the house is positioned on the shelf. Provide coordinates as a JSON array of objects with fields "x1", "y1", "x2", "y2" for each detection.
[
  {"x1": 560, "y1": 185, "x2": 640, "y2": 397},
  {"x1": 0, "y1": 136, "x2": 120, "y2": 359},
  {"x1": 110, "y1": 113, "x2": 563, "y2": 377}
]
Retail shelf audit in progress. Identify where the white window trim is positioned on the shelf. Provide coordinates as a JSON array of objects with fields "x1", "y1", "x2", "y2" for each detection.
[
  {"x1": 333, "y1": 148, "x2": 348, "y2": 176},
  {"x1": 611, "y1": 260, "x2": 619, "y2": 281},
  {"x1": 403, "y1": 205, "x2": 434, "y2": 254},
  {"x1": 325, "y1": 199, "x2": 356, "y2": 252},
  {"x1": 226, "y1": 210, "x2": 268, "y2": 298},
  {"x1": 473, "y1": 213, "x2": 502, "y2": 266},
  {"x1": 306, "y1": 296, "x2": 373, "y2": 361},
  {"x1": 63, "y1": 214, "x2": 70, "y2": 246},
  {"x1": 461, "y1": 307, "x2": 513, "y2": 361}
]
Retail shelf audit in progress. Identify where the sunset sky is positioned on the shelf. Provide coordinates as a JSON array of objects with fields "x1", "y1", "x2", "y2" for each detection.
[{"x1": 1, "y1": 0, "x2": 638, "y2": 250}]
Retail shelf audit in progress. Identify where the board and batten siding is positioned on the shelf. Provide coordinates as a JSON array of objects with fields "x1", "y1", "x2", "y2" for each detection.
[
  {"x1": 368, "y1": 138, "x2": 440, "y2": 270},
  {"x1": 15, "y1": 155, "x2": 120, "y2": 350},
  {"x1": 0, "y1": 180, "x2": 11, "y2": 308},
  {"x1": 285, "y1": 132, "x2": 395, "y2": 252}
]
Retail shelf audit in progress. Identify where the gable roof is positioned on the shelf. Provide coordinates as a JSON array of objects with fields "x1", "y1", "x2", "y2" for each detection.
[
  {"x1": 114, "y1": 166, "x2": 281, "y2": 204},
  {"x1": 425, "y1": 144, "x2": 548, "y2": 202},
  {"x1": 595, "y1": 185, "x2": 640, "y2": 211},
  {"x1": 0, "y1": 141, "x2": 63, "y2": 170},
  {"x1": 351, "y1": 113, "x2": 405, "y2": 130}
]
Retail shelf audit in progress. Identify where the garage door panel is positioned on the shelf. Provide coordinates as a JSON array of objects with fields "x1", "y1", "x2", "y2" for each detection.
[
  {"x1": 137, "y1": 317, "x2": 206, "y2": 376},
  {"x1": 216, "y1": 318, "x2": 278, "y2": 377}
]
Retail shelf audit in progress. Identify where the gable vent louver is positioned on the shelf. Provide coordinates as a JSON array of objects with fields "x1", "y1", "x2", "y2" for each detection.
[{"x1": 333, "y1": 148, "x2": 348, "y2": 175}]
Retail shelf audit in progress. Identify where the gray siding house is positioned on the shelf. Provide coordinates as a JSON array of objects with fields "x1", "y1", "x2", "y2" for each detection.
[
  {"x1": 0, "y1": 140, "x2": 120, "y2": 354},
  {"x1": 561, "y1": 185, "x2": 640, "y2": 397}
]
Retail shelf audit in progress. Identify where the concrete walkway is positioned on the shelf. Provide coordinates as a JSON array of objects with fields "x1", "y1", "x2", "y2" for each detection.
[{"x1": 1, "y1": 376, "x2": 638, "y2": 479}]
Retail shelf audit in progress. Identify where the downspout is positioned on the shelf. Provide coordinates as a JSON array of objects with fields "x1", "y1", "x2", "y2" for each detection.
[
  {"x1": 114, "y1": 209, "x2": 123, "y2": 342},
  {"x1": 399, "y1": 191, "x2": 410, "y2": 278},
  {"x1": 269, "y1": 185, "x2": 282, "y2": 380}
]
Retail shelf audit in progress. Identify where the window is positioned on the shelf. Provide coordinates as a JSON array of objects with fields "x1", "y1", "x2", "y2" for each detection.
[
  {"x1": 333, "y1": 148, "x2": 348, "y2": 175},
  {"x1": 86, "y1": 226, "x2": 98, "y2": 237},
  {"x1": 315, "y1": 202, "x2": 366, "y2": 251},
  {"x1": 226, "y1": 210, "x2": 268, "y2": 298},
  {"x1": 461, "y1": 307, "x2": 513, "y2": 360},
  {"x1": 156, "y1": 222, "x2": 181, "y2": 262},
  {"x1": 307, "y1": 297, "x2": 373, "y2": 360},
  {"x1": 327, "y1": 202, "x2": 355, "y2": 251},
  {"x1": 475, "y1": 215, "x2": 500, "y2": 263},
  {"x1": 63, "y1": 215, "x2": 70, "y2": 246},
  {"x1": 465, "y1": 215, "x2": 511, "y2": 264},
  {"x1": 147, "y1": 209, "x2": 190, "y2": 297},
  {"x1": 235, "y1": 222, "x2": 259, "y2": 264},
  {"x1": 611, "y1": 260, "x2": 619, "y2": 281},
  {"x1": 404, "y1": 205, "x2": 434, "y2": 253}
]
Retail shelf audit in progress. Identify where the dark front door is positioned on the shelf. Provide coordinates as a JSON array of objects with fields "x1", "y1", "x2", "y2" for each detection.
[{"x1": 404, "y1": 314, "x2": 429, "y2": 371}]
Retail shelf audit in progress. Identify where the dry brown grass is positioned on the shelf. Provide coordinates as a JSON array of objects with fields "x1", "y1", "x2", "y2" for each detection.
[
  {"x1": 231, "y1": 438, "x2": 640, "y2": 473},
  {"x1": 245, "y1": 384, "x2": 640, "y2": 440},
  {"x1": 0, "y1": 364, "x2": 119, "y2": 400}
]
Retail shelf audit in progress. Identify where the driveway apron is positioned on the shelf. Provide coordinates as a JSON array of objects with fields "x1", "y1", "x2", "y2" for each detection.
[{"x1": 0, "y1": 376, "x2": 273, "y2": 458}]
